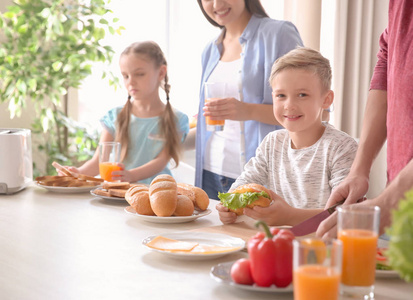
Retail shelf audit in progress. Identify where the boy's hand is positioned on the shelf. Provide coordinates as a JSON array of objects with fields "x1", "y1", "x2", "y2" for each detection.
[
  {"x1": 244, "y1": 192, "x2": 293, "y2": 226},
  {"x1": 216, "y1": 202, "x2": 238, "y2": 224}
]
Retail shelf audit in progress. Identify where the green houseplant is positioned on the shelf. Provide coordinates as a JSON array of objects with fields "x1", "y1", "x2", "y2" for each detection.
[{"x1": 0, "y1": 0, "x2": 123, "y2": 175}]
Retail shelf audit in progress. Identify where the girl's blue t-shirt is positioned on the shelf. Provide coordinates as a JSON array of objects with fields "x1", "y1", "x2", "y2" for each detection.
[{"x1": 100, "y1": 106, "x2": 189, "y2": 185}]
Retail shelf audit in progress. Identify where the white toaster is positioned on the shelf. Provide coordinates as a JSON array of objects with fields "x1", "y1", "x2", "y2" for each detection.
[{"x1": 0, "y1": 128, "x2": 33, "y2": 194}]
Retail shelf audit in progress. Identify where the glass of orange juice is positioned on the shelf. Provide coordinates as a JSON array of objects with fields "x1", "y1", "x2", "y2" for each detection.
[
  {"x1": 204, "y1": 82, "x2": 226, "y2": 131},
  {"x1": 98, "y1": 142, "x2": 121, "y2": 182},
  {"x1": 337, "y1": 205, "x2": 380, "y2": 299},
  {"x1": 293, "y1": 238, "x2": 342, "y2": 300}
]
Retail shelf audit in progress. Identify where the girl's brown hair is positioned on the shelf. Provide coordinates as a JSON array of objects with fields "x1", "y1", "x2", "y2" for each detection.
[
  {"x1": 116, "y1": 41, "x2": 181, "y2": 166},
  {"x1": 197, "y1": 0, "x2": 269, "y2": 28}
]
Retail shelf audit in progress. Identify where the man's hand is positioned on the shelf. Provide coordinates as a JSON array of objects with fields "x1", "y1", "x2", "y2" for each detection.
[{"x1": 325, "y1": 174, "x2": 369, "y2": 208}]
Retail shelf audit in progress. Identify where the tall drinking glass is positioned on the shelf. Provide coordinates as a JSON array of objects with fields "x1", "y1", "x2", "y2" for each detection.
[
  {"x1": 98, "y1": 142, "x2": 121, "y2": 182},
  {"x1": 337, "y1": 205, "x2": 380, "y2": 299},
  {"x1": 293, "y1": 238, "x2": 342, "y2": 300},
  {"x1": 204, "y1": 82, "x2": 226, "y2": 131}
]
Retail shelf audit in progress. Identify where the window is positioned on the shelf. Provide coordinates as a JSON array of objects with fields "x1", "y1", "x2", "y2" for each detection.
[{"x1": 78, "y1": 1, "x2": 335, "y2": 127}]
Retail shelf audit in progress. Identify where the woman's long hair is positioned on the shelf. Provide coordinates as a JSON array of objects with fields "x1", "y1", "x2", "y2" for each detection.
[
  {"x1": 196, "y1": 0, "x2": 269, "y2": 28},
  {"x1": 116, "y1": 41, "x2": 181, "y2": 166}
]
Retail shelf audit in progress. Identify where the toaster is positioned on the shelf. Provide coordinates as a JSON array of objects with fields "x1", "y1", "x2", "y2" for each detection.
[{"x1": 0, "y1": 128, "x2": 33, "y2": 194}]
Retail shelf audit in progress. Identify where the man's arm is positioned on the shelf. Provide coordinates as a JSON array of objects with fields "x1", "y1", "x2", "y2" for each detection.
[{"x1": 325, "y1": 89, "x2": 388, "y2": 207}]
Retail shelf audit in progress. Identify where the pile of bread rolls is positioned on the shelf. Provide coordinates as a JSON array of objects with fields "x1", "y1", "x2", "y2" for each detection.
[{"x1": 125, "y1": 174, "x2": 209, "y2": 217}]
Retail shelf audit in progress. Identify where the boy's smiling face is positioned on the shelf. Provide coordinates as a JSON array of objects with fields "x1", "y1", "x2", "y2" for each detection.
[{"x1": 271, "y1": 68, "x2": 333, "y2": 148}]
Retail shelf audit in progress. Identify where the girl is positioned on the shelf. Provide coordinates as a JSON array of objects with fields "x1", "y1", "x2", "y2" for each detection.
[
  {"x1": 59, "y1": 41, "x2": 189, "y2": 184},
  {"x1": 194, "y1": 0, "x2": 303, "y2": 199}
]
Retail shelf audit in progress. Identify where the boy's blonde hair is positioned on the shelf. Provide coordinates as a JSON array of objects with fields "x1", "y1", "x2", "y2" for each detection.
[
  {"x1": 269, "y1": 47, "x2": 332, "y2": 92},
  {"x1": 116, "y1": 41, "x2": 181, "y2": 166}
]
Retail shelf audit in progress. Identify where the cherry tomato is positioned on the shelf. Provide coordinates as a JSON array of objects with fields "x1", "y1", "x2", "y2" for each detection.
[{"x1": 230, "y1": 258, "x2": 254, "y2": 285}]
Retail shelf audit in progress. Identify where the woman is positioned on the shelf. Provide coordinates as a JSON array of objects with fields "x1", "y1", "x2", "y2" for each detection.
[{"x1": 195, "y1": 0, "x2": 303, "y2": 199}]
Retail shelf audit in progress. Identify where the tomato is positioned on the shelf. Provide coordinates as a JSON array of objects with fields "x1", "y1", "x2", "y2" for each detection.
[
  {"x1": 376, "y1": 247, "x2": 387, "y2": 262},
  {"x1": 230, "y1": 258, "x2": 254, "y2": 285}
]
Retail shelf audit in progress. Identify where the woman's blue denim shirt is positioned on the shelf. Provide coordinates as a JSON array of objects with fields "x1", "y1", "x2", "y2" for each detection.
[{"x1": 195, "y1": 15, "x2": 303, "y2": 188}]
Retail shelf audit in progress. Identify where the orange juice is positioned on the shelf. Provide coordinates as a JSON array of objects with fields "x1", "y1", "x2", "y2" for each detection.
[
  {"x1": 294, "y1": 265, "x2": 340, "y2": 300},
  {"x1": 205, "y1": 98, "x2": 225, "y2": 126},
  {"x1": 338, "y1": 229, "x2": 378, "y2": 286},
  {"x1": 99, "y1": 162, "x2": 122, "y2": 182}
]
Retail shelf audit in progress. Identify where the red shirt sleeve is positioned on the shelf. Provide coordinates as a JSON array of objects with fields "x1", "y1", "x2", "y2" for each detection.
[{"x1": 370, "y1": 28, "x2": 388, "y2": 91}]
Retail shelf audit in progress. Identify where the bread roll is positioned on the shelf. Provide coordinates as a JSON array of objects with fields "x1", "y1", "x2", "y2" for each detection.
[
  {"x1": 149, "y1": 175, "x2": 177, "y2": 217},
  {"x1": 173, "y1": 195, "x2": 194, "y2": 216},
  {"x1": 125, "y1": 185, "x2": 154, "y2": 216},
  {"x1": 177, "y1": 183, "x2": 209, "y2": 211}
]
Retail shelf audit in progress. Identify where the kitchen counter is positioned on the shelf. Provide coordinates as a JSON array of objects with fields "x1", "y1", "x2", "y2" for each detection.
[{"x1": 0, "y1": 185, "x2": 412, "y2": 300}]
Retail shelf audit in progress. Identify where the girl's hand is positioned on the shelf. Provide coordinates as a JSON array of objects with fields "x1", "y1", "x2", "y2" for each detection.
[
  {"x1": 203, "y1": 97, "x2": 249, "y2": 121},
  {"x1": 244, "y1": 193, "x2": 294, "y2": 226},
  {"x1": 56, "y1": 166, "x2": 79, "y2": 176},
  {"x1": 216, "y1": 202, "x2": 238, "y2": 224},
  {"x1": 111, "y1": 163, "x2": 132, "y2": 182}
]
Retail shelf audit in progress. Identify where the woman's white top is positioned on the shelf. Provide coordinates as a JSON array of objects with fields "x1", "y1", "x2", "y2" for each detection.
[{"x1": 203, "y1": 58, "x2": 243, "y2": 179}]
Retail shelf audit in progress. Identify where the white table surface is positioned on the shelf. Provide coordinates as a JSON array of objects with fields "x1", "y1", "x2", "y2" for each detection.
[{"x1": 0, "y1": 185, "x2": 412, "y2": 300}]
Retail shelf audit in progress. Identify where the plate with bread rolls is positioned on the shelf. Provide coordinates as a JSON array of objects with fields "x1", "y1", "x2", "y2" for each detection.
[
  {"x1": 123, "y1": 174, "x2": 211, "y2": 223},
  {"x1": 124, "y1": 206, "x2": 211, "y2": 223},
  {"x1": 142, "y1": 232, "x2": 245, "y2": 260}
]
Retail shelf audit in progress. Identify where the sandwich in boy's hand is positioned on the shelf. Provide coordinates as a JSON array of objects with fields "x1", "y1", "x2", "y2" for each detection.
[{"x1": 218, "y1": 183, "x2": 272, "y2": 215}]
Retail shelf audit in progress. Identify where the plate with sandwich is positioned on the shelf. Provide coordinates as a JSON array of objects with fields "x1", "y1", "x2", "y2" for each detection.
[
  {"x1": 90, "y1": 181, "x2": 138, "y2": 201},
  {"x1": 142, "y1": 232, "x2": 245, "y2": 260}
]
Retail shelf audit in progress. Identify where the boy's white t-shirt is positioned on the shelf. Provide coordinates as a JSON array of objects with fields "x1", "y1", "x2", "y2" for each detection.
[
  {"x1": 203, "y1": 59, "x2": 243, "y2": 179},
  {"x1": 231, "y1": 123, "x2": 359, "y2": 209}
]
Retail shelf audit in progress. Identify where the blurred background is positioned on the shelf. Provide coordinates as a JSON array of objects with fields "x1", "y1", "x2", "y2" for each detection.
[{"x1": 0, "y1": 0, "x2": 388, "y2": 197}]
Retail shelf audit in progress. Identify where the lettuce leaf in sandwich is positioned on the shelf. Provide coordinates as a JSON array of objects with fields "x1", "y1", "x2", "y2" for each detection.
[{"x1": 218, "y1": 191, "x2": 270, "y2": 210}]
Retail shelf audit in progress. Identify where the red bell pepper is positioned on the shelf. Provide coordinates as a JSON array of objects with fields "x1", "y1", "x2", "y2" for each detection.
[{"x1": 247, "y1": 221, "x2": 294, "y2": 287}]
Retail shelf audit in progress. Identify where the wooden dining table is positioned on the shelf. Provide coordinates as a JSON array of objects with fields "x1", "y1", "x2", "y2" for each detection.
[{"x1": 0, "y1": 184, "x2": 412, "y2": 300}]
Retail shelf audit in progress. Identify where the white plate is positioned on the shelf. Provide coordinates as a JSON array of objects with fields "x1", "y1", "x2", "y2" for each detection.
[
  {"x1": 90, "y1": 188, "x2": 127, "y2": 201},
  {"x1": 376, "y1": 269, "x2": 400, "y2": 279},
  {"x1": 211, "y1": 261, "x2": 293, "y2": 293},
  {"x1": 35, "y1": 182, "x2": 100, "y2": 194},
  {"x1": 124, "y1": 206, "x2": 212, "y2": 224},
  {"x1": 142, "y1": 232, "x2": 245, "y2": 260}
]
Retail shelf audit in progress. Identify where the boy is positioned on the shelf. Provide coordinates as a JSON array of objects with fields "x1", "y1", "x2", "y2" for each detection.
[{"x1": 217, "y1": 47, "x2": 358, "y2": 226}]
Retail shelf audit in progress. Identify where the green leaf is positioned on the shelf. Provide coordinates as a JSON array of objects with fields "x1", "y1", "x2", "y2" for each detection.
[
  {"x1": 39, "y1": 8, "x2": 51, "y2": 19},
  {"x1": 52, "y1": 61, "x2": 63, "y2": 71},
  {"x1": 218, "y1": 191, "x2": 270, "y2": 210},
  {"x1": 386, "y1": 189, "x2": 413, "y2": 282},
  {"x1": 3, "y1": 12, "x2": 15, "y2": 19}
]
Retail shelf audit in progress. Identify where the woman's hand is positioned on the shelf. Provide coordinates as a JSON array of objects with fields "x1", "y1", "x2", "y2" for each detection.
[
  {"x1": 216, "y1": 202, "x2": 238, "y2": 224},
  {"x1": 203, "y1": 97, "x2": 249, "y2": 121}
]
